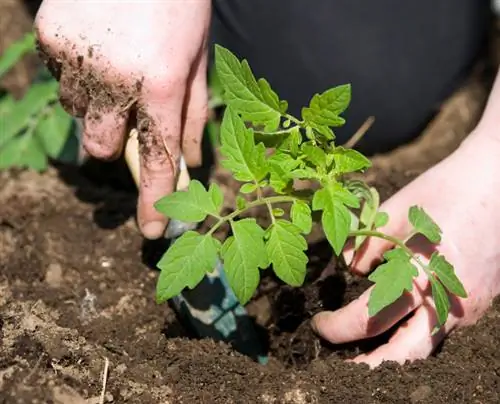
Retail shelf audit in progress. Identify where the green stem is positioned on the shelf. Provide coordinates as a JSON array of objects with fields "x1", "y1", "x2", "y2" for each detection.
[
  {"x1": 207, "y1": 195, "x2": 297, "y2": 236},
  {"x1": 349, "y1": 229, "x2": 432, "y2": 276}
]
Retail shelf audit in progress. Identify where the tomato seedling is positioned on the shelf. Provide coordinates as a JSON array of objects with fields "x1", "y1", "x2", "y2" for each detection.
[{"x1": 154, "y1": 45, "x2": 467, "y2": 334}]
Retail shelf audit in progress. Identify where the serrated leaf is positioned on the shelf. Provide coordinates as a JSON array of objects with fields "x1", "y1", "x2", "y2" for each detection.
[
  {"x1": 374, "y1": 212, "x2": 389, "y2": 228},
  {"x1": 428, "y1": 253, "x2": 467, "y2": 298},
  {"x1": 429, "y1": 277, "x2": 450, "y2": 333},
  {"x1": 368, "y1": 255, "x2": 419, "y2": 316},
  {"x1": 313, "y1": 182, "x2": 360, "y2": 254},
  {"x1": 330, "y1": 147, "x2": 371, "y2": 174},
  {"x1": 215, "y1": 45, "x2": 286, "y2": 131},
  {"x1": 0, "y1": 133, "x2": 48, "y2": 171},
  {"x1": 301, "y1": 143, "x2": 327, "y2": 168},
  {"x1": 408, "y1": 206, "x2": 442, "y2": 243},
  {"x1": 1, "y1": 80, "x2": 59, "y2": 147},
  {"x1": 36, "y1": 103, "x2": 72, "y2": 158},
  {"x1": 268, "y1": 152, "x2": 301, "y2": 193},
  {"x1": 154, "y1": 179, "x2": 221, "y2": 222},
  {"x1": 240, "y1": 183, "x2": 258, "y2": 194},
  {"x1": 219, "y1": 107, "x2": 268, "y2": 182},
  {"x1": 278, "y1": 126, "x2": 302, "y2": 156},
  {"x1": 291, "y1": 200, "x2": 312, "y2": 234},
  {"x1": 301, "y1": 84, "x2": 351, "y2": 128},
  {"x1": 221, "y1": 218, "x2": 268, "y2": 304},
  {"x1": 0, "y1": 33, "x2": 36, "y2": 78},
  {"x1": 266, "y1": 220, "x2": 308, "y2": 286},
  {"x1": 313, "y1": 183, "x2": 360, "y2": 210},
  {"x1": 290, "y1": 167, "x2": 321, "y2": 180},
  {"x1": 156, "y1": 232, "x2": 220, "y2": 303},
  {"x1": 208, "y1": 183, "x2": 224, "y2": 212},
  {"x1": 321, "y1": 203, "x2": 351, "y2": 255}
]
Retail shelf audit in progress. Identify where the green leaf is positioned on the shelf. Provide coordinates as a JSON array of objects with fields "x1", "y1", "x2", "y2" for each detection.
[
  {"x1": 277, "y1": 126, "x2": 302, "y2": 156},
  {"x1": 408, "y1": 206, "x2": 442, "y2": 243},
  {"x1": 154, "y1": 179, "x2": 222, "y2": 223},
  {"x1": 355, "y1": 187, "x2": 380, "y2": 250},
  {"x1": 429, "y1": 277, "x2": 450, "y2": 333},
  {"x1": 268, "y1": 152, "x2": 301, "y2": 194},
  {"x1": 0, "y1": 33, "x2": 36, "y2": 78},
  {"x1": 240, "y1": 183, "x2": 258, "y2": 194},
  {"x1": 272, "y1": 208, "x2": 285, "y2": 217},
  {"x1": 208, "y1": 183, "x2": 224, "y2": 212},
  {"x1": 301, "y1": 84, "x2": 351, "y2": 128},
  {"x1": 428, "y1": 253, "x2": 467, "y2": 298},
  {"x1": 313, "y1": 183, "x2": 360, "y2": 254},
  {"x1": 236, "y1": 195, "x2": 247, "y2": 210},
  {"x1": 374, "y1": 212, "x2": 389, "y2": 228},
  {"x1": 0, "y1": 133, "x2": 48, "y2": 171},
  {"x1": 266, "y1": 220, "x2": 308, "y2": 286},
  {"x1": 291, "y1": 200, "x2": 312, "y2": 234},
  {"x1": 301, "y1": 143, "x2": 327, "y2": 168},
  {"x1": 1, "y1": 80, "x2": 59, "y2": 147},
  {"x1": 215, "y1": 45, "x2": 286, "y2": 131},
  {"x1": 36, "y1": 103, "x2": 72, "y2": 158},
  {"x1": 221, "y1": 218, "x2": 268, "y2": 304},
  {"x1": 368, "y1": 251, "x2": 419, "y2": 316},
  {"x1": 330, "y1": 147, "x2": 372, "y2": 174},
  {"x1": 219, "y1": 107, "x2": 268, "y2": 182},
  {"x1": 290, "y1": 167, "x2": 321, "y2": 180},
  {"x1": 156, "y1": 232, "x2": 220, "y2": 303}
]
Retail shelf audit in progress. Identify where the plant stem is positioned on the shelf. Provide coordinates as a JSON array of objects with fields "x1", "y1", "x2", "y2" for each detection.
[
  {"x1": 349, "y1": 229, "x2": 432, "y2": 276},
  {"x1": 207, "y1": 195, "x2": 297, "y2": 236}
]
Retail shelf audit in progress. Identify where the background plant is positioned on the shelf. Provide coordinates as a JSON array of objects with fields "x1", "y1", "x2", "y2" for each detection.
[
  {"x1": 0, "y1": 33, "x2": 78, "y2": 171},
  {"x1": 155, "y1": 45, "x2": 467, "y2": 334}
]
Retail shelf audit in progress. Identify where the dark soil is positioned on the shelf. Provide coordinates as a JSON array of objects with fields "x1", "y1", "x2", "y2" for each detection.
[{"x1": 1, "y1": 3, "x2": 500, "y2": 403}]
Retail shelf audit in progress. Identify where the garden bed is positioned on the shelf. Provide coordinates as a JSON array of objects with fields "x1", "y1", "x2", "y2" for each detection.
[{"x1": 1, "y1": 65, "x2": 499, "y2": 403}]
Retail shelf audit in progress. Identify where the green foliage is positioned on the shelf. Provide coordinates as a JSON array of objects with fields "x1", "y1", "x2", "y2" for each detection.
[
  {"x1": 0, "y1": 33, "x2": 74, "y2": 171},
  {"x1": 154, "y1": 45, "x2": 467, "y2": 334}
]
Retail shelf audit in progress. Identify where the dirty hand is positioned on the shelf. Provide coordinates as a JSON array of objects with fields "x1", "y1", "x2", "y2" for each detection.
[
  {"x1": 312, "y1": 125, "x2": 500, "y2": 368},
  {"x1": 34, "y1": 0, "x2": 211, "y2": 239}
]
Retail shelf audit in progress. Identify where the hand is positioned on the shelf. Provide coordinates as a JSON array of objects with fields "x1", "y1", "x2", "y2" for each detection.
[
  {"x1": 34, "y1": 0, "x2": 211, "y2": 239},
  {"x1": 311, "y1": 131, "x2": 500, "y2": 368}
]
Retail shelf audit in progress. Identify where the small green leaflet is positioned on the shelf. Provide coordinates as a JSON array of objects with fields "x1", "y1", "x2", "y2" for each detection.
[
  {"x1": 268, "y1": 152, "x2": 300, "y2": 194},
  {"x1": 301, "y1": 143, "x2": 327, "y2": 169},
  {"x1": 374, "y1": 212, "x2": 389, "y2": 228},
  {"x1": 429, "y1": 277, "x2": 450, "y2": 333},
  {"x1": 428, "y1": 253, "x2": 467, "y2": 298},
  {"x1": 221, "y1": 218, "x2": 268, "y2": 304},
  {"x1": 36, "y1": 103, "x2": 73, "y2": 158},
  {"x1": 155, "y1": 180, "x2": 223, "y2": 223},
  {"x1": 330, "y1": 147, "x2": 372, "y2": 174},
  {"x1": 219, "y1": 107, "x2": 268, "y2": 182},
  {"x1": 215, "y1": 45, "x2": 287, "y2": 131},
  {"x1": 156, "y1": 232, "x2": 221, "y2": 303},
  {"x1": 240, "y1": 183, "x2": 258, "y2": 194},
  {"x1": 408, "y1": 206, "x2": 442, "y2": 243},
  {"x1": 368, "y1": 249, "x2": 419, "y2": 316},
  {"x1": 313, "y1": 183, "x2": 359, "y2": 254},
  {"x1": 291, "y1": 200, "x2": 312, "y2": 234},
  {"x1": 266, "y1": 220, "x2": 308, "y2": 286},
  {"x1": 0, "y1": 33, "x2": 36, "y2": 78},
  {"x1": 301, "y1": 84, "x2": 351, "y2": 128}
]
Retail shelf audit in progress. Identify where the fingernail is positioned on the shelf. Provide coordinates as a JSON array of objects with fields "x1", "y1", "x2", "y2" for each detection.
[{"x1": 142, "y1": 221, "x2": 165, "y2": 239}]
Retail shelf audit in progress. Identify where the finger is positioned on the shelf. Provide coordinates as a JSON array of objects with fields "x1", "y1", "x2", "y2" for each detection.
[
  {"x1": 137, "y1": 79, "x2": 186, "y2": 240},
  {"x1": 58, "y1": 68, "x2": 89, "y2": 118},
  {"x1": 312, "y1": 271, "x2": 428, "y2": 343},
  {"x1": 82, "y1": 104, "x2": 128, "y2": 160},
  {"x1": 181, "y1": 51, "x2": 208, "y2": 168},
  {"x1": 351, "y1": 302, "x2": 451, "y2": 368},
  {"x1": 347, "y1": 195, "x2": 414, "y2": 275}
]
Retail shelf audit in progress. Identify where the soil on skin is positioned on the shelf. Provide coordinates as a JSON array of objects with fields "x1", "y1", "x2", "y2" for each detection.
[{"x1": 1, "y1": 3, "x2": 500, "y2": 403}]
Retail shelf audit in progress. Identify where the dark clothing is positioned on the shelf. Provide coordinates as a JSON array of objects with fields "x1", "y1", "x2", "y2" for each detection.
[{"x1": 210, "y1": 0, "x2": 491, "y2": 154}]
